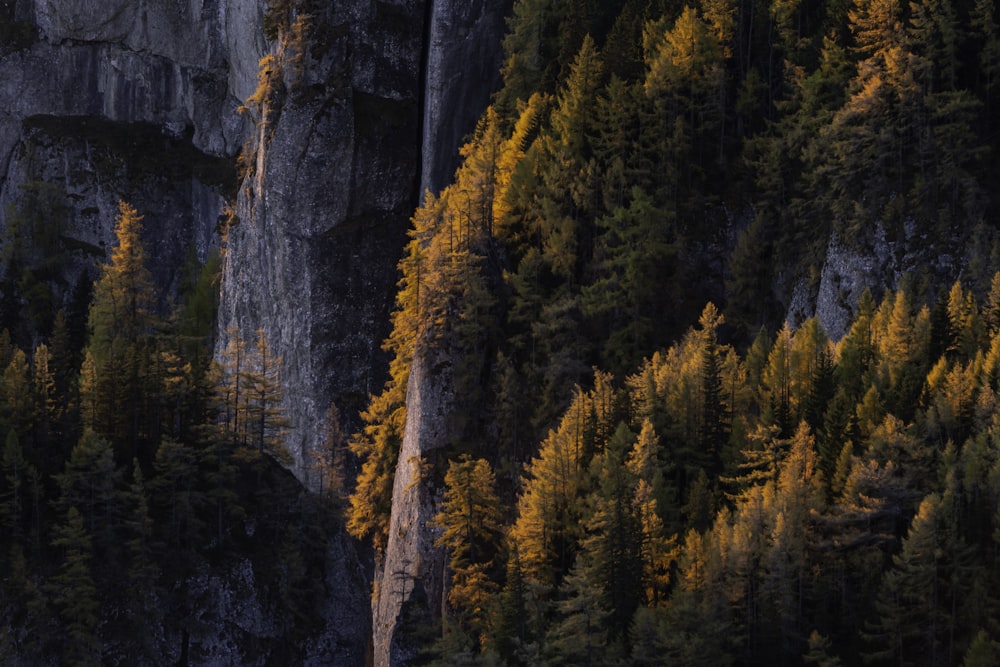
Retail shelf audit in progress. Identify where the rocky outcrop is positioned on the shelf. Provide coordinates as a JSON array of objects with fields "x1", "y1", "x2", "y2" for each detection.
[
  {"x1": 175, "y1": 530, "x2": 371, "y2": 667},
  {"x1": 421, "y1": 0, "x2": 510, "y2": 197},
  {"x1": 789, "y1": 223, "x2": 961, "y2": 340},
  {"x1": 372, "y1": 348, "x2": 454, "y2": 665},
  {"x1": 0, "y1": 0, "x2": 255, "y2": 324},
  {"x1": 214, "y1": 1, "x2": 511, "y2": 661},
  {"x1": 216, "y1": 0, "x2": 510, "y2": 488},
  {"x1": 3, "y1": 0, "x2": 511, "y2": 663}
]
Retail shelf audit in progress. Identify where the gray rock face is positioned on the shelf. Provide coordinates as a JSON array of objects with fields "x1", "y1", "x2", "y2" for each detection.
[
  {"x1": 0, "y1": 0, "x2": 254, "y2": 320},
  {"x1": 175, "y1": 531, "x2": 371, "y2": 667},
  {"x1": 421, "y1": 0, "x2": 511, "y2": 197},
  {"x1": 811, "y1": 230, "x2": 894, "y2": 339},
  {"x1": 373, "y1": 349, "x2": 453, "y2": 665},
  {"x1": 217, "y1": 0, "x2": 511, "y2": 488},
  {"x1": 215, "y1": 4, "x2": 511, "y2": 663},
  {"x1": 3, "y1": 0, "x2": 511, "y2": 662},
  {"x1": 791, "y1": 223, "x2": 960, "y2": 340}
]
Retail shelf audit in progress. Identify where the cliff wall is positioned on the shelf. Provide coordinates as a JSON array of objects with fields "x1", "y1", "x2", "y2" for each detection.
[{"x1": 1, "y1": 0, "x2": 511, "y2": 663}]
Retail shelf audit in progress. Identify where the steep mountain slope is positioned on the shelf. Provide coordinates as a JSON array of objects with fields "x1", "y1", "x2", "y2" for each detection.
[
  {"x1": 349, "y1": 0, "x2": 1000, "y2": 663},
  {"x1": 0, "y1": 0, "x2": 512, "y2": 664}
]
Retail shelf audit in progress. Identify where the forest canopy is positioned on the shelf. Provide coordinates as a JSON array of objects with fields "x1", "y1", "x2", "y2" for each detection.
[{"x1": 347, "y1": 0, "x2": 1000, "y2": 663}]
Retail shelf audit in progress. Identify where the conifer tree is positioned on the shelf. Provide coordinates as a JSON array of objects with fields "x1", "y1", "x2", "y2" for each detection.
[
  {"x1": 866, "y1": 493, "x2": 945, "y2": 665},
  {"x1": 0, "y1": 428, "x2": 31, "y2": 541},
  {"x1": 432, "y1": 455, "x2": 503, "y2": 637},
  {"x1": 963, "y1": 630, "x2": 1000, "y2": 667},
  {"x1": 150, "y1": 437, "x2": 204, "y2": 560},
  {"x1": 579, "y1": 423, "x2": 644, "y2": 639},
  {"x1": 849, "y1": 0, "x2": 905, "y2": 58},
  {"x1": 583, "y1": 187, "x2": 675, "y2": 373},
  {"x1": 543, "y1": 557, "x2": 611, "y2": 667},
  {"x1": 122, "y1": 460, "x2": 161, "y2": 659},
  {"x1": 53, "y1": 430, "x2": 122, "y2": 554},
  {"x1": 84, "y1": 200, "x2": 158, "y2": 457},
  {"x1": 3, "y1": 348, "x2": 32, "y2": 435},
  {"x1": 511, "y1": 377, "x2": 615, "y2": 589},
  {"x1": 49, "y1": 506, "x2": 101, "y2": 667}
]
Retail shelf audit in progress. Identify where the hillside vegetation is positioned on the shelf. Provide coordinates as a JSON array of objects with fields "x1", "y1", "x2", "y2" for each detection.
[{"x1": 348, "y1": 0, "x2": 1000, "y2": 663}]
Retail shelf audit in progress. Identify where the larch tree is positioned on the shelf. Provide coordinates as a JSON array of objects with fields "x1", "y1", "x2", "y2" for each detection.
[
  {"x1": 84, "y1": 201, "x2": 158, "y2": 457},
  {"x1": 431, "y1": 455, "x2": 503, "y2": 638},
  {"x1": 510, "y1": 374, "x2": 618, "y2": 590}
]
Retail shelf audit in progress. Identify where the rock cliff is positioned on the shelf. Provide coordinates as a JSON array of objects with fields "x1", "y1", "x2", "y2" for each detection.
[
  {"x1": 0, "y1": 0, "x2": 253, "y2": 324},
  {"x1": 217, "y1": 3, "x2": 510, "y2": 662},
  {"x1": 2, "y1": 0, "x2": 511, "y2": 663},
  {"x1": 217, "y1": 0, "x2": 510, "y2": 489},
  {"x1": 372, "y1": 347, "x2": 455, "y2": 665}
]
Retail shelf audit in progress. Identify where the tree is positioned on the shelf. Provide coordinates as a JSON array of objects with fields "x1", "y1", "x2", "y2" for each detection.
[
  {"x1": 3, "y1": 348, "x2": 32, "y2": 435},
  {"x1": 543, "y1": 557, "x2": 611, "y2": 667},
  {"x1": 582, "y1": 187, "x2": 676, "y2": 373},
  {"x1": 963, "y1": 630, "x2": 1000, "y2": 667},
  {"x1": 578, "y1": 423, "x2": 645, "y2": 638},
  {"x1": 212, "y1": 327, "x2": 291, "y2": 466},
  {"x1": 309, "y1": 402, "x2": 348, "y2": 503},
  {"x1": 88, "y1": 200, "x2": 154, "y2": 365},
  {"x1": 644, "y1": 6, "x2": 727, "y2": 171},
  {"x1": 763, "y1": 324, "x2": 794, "y2": 436},
  {"x1": 866, "y1": 492, "x2": 949, "y2": 665},
  {"x1": 803, "y1": 630, "x2": 843, "y2": 666},
  {"x1": 0, "y1": 428, "x2": 34, "y2": 541},
  {"x1": 84, "y1": 200, "x2": 158, "y2": 457},
  {"x1": 510, "y1": 375, "x2": 618, "y2": 590},
  {"x1": 243, "y1": 329, "x2": 291, "y2": 463},
  {"x1": 432, "y1": 455, "x2": 504, "y2": 636},
  {"x1": 149, "y1": 438, "x2": 204, "y2": 563},
  {"x1": 32, "y1": 342, "x2": 57, "y2": 444},
  {"x1": 49, "y1": 507, "x2": 101, "y2": 667},
  {"x1": 53, "y1": 430, "x2": 122, "y2": 555},
  {"x1": 121, "y1": 460, "x2": 161, "y2": 659},
  {"x1": 535, "y1": 34, "x2": 605, "y2": 283},
  {"x1": 849, "y1": 0, "x2": 905, "y2": 58}
]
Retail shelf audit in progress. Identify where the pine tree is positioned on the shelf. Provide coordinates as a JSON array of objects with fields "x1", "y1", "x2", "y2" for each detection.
[
  {"x1": 582, "y1": 187, "x2": 676, "y2": 373},
  {"x1": 31, "y1": 342, "x2": 57, "y2": 445},
  {"x1": 53, "y1": 430, "x2": 122, "y2": 555},
  {"x1": 0, "y1": 428, "x2": 32, "y2": 541},
  {"x1": 866, "y1": 493, "x2": 945, "y2": 665},
  {"x1": 2, "y1": 348, "x2": 32, "y2": 435},
  {"x1": 510, "y1": 378, "x2": 611, "y2": 590},
  {"x1": 88, "y1": 200, "x2": 154, "y2": 365},
  {"x1": 543, "y1": 557, "x2": 611, "y2": 667},
  {"x1": 49, "y1": 507, "x2": 101, "y2": 667},
  {"x1": 122, "y1": 460, "x2": 161, "y2": 659},
  {"x1": 243, "y1": 328, "x2": 291, "y2": 464},
  {"x1": 699, "y1": 303, "x2": 728, "y2": 473},
  {"x1": 963, "y1": 630, "x2": 1000, "y2": 666},
  {"x1": 150, "y1": 437, "x2": 205, "y2": 561},
  {"x1": 579, "y1": 423, "x2": 644, "y2": 639},
  {"x1": 849, "y1": 0, "x2": 905, "y2": 58}
]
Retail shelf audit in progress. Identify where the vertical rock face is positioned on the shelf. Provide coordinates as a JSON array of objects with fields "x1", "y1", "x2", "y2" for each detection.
[
  {"x1": 214, "y1": 1, "x2": 510, "y2": 662},
  {"x1": 215, "y1": 3, "x2": 511, "y2": 663},
  {"x1": 0, "y1": 0, "x2": 255, "y2": 317},
  {"x1": 421, "y1": 0, "x2": 511, "y2": 197},
  {"x1": 3, "y1": 0, "x2": 511, "y2": 662},
  {"x1": 218, "y1": 0, "x2": 425, "y2": 485},
  {"x1": 217, "y1": 0, "x2": 510, "y2": 487},
  {"x1": 373, "y1": 348, "x2": 454, "y2": 665}
]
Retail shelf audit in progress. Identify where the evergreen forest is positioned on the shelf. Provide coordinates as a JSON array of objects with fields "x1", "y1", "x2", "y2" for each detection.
[
  {"x1": 0, "y1": 202, "x2": 344, "y2": 664},
  {"x1": 347, "y1": 0, "x2": 1000, "y2": 664},
  {"x1": 2, "y1": 0, "x2": 1000, "y2": 665}
]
